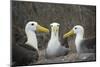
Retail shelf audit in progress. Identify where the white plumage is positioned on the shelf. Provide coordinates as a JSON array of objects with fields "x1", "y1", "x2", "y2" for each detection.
[
  {"x1": 73, "y1": 25, "x2": 84, "y2": 54},
  {"x1": 25, "y1": 22, "x2": 38, "y2": 50},
  {"x1": 63, "y1": 25, "x2": 96, "y2": 56},
  {"x1": 25, "y1": 21, "x2": 49, "y2": 50},
  {"x1": 46, "y1": 22, "x2": 69, "y2": 58}
]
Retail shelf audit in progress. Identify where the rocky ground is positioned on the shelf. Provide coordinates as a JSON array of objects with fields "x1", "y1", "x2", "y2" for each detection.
[{"x1": 33, "y1": 49, "x2": 96, "y2": 64}]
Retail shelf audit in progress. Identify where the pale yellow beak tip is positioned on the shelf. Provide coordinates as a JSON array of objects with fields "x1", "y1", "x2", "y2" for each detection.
[{"x1": 45, "y1": 29, "x2": 49, "y2": 33}]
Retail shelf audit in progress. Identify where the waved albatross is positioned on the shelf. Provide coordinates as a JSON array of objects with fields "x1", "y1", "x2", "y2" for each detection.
[
  {"x1": 63, "y1": 25, "x2": 96, "y2": 59},
  {"x1": 46, "y1": 22, "x2": 69, "y2": 58},
  {"x1": 12, "y1": 21, "x2": 49, "y2": 66}
]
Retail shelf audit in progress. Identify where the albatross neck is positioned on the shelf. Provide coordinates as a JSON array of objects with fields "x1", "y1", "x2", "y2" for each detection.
[
  {"x1": 75, "y1": 33, "x2": 84, "y2": 53},
  {"x1": 25, "y1": 30, "x2": 38, "y2": 50},
  {"x1": 50, "y1": 31, "x2": 59, "y2": 40}
]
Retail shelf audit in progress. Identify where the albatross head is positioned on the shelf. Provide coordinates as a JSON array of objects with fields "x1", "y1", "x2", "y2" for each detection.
[
  {"x1": 50, "y1": 22, "x2": 60, "y2": 33},
  {"x1": 63, "y1": 25, "x2": 84, "y2": 38},
  {"x1": 25, "y1": 21, "x2": 49, "y2": 50},
  {"x1": 25, "y1": 21, "x2": 49, "y2": 33}
]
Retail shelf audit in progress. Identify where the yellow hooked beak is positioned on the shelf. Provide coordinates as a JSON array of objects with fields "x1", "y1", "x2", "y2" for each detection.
[
  {"x1": 36, "y1": 25, "x2": 49, "y2": 33},
  {"x1": 63, "y1": 29, "x2": 75, "y2": 38}
]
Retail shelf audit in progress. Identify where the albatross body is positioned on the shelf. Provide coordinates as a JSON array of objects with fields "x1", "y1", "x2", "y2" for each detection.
[
  {"x1": 46, "y1": 23, "x2": 69, "y2": 58},
  {"x1": 63, "y1": 25, "x2": 96, "y2": 55},
  {"x1": 12, "y1": 21, "x2": 49, "y2": 66}
]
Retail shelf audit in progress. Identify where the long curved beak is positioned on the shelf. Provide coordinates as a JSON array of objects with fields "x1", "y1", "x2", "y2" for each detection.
[
  {"x1": 63, "y1": 29, "x2": 75, "y2": 38},
  {"x1": 36, "y1": 25, "x2": 49, "y2": 33}
]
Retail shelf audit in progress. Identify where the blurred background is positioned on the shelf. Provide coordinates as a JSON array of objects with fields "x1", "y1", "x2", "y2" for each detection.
[{"x1": 12, "y1": 1, "x2": 96, "y2": 63}]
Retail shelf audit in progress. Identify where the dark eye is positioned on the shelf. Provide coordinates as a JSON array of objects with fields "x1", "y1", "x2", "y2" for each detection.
[
  {"x1": 31, "y1": 23, "x2": 34, "y2": 26},
  {"x1": 75, "y1": 27, "x2": 77, "y2": 29}
]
